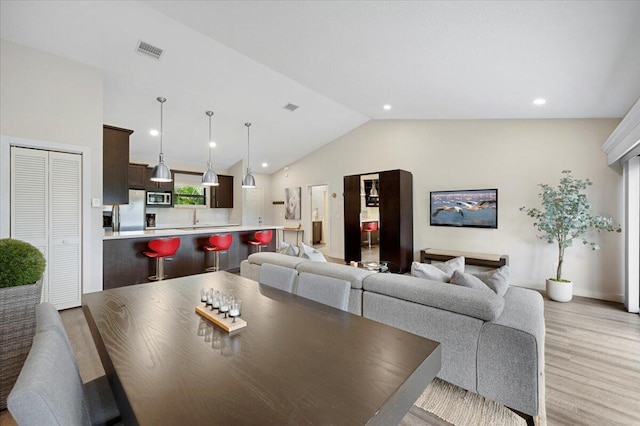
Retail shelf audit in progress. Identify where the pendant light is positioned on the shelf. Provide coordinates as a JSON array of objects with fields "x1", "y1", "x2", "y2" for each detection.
[
  {"x1": 150, "y1": 97, "x2": 172, "y2": 182},
  {"x1": 201, "y1": 111, "x2": 219, "y2": 186},
  {"x1": 370, "y1": 180, "x2": 378, "y2": 197},
  {"x1": 242, "y1": 122, "x2": 256, "y2": 188}
]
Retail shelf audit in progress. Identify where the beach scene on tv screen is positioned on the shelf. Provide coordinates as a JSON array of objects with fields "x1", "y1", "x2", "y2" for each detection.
[{"x1": 430, "y1": 189, "x2": 497, "y2": 228}]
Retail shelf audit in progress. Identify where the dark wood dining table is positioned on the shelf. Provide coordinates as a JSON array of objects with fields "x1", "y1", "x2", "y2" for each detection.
[{"x1": 83, "y1": 271, "x2": 441, "y2": 425}]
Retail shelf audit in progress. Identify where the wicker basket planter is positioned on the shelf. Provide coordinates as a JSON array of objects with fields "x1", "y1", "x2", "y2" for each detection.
[{"x1": 0, "y1": 280, "x2": 42, "y2": 410}]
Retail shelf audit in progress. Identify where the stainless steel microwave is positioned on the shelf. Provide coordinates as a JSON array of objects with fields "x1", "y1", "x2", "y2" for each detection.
[{"x1": 146, "y1": 191, "x2": 172, "y2": 206}]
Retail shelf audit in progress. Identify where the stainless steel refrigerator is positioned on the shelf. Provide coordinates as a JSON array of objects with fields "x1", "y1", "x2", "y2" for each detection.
[{"x1": 108, "y1": 190, "x2": 145, "y2": 231}]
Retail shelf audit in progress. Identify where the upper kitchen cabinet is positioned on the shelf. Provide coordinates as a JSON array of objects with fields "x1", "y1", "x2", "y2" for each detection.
[
  {"x1": 210, "y1": 175, "x2": 234, "y2": 208},
  {"x1": 128, "y1": 163, "x2": 148, "y2": 189},
  {"x1": 103, "y1": 125, "x2": 134, "y2": 205},
  {"x1": 145, "y1": 167, "x2": 174, "y2": 191}
]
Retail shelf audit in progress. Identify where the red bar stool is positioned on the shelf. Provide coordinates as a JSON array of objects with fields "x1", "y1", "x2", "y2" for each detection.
[
  {"x1": 248, "y1": 230, "x2": 273, "y2": 253},
  {"x1": 204, "y1": 233, "x2": 233, "y2": 272},
  {"x1": 362, "y1": 221, "x2": 378, "y2": 249},
  {"x1": 143, "y1": 237, "x2": 180, "y2": 281}
]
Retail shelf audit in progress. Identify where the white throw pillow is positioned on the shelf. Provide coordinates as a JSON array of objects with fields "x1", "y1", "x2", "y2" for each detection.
[
  {"x1": 299, "y1": 242, "x2": 327, "y2": 262},
  {"x1": 277, "y1": 241, "x2": 299, "y2": 257},
  {"x1": 411, "y1": 256, "x2": 465, "y2": 282}
]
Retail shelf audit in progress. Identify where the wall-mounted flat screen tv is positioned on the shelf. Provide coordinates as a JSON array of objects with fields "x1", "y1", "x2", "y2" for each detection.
[{"x1": 430, "y1": 189, "x2": 498, "y2": 229}]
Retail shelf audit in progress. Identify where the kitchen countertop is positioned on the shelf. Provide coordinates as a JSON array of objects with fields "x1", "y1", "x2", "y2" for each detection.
[
  {"x1": 104, "y1": 225, "x2": 283, "y2": 240},
  {"x1": 146, "y1": 223, "x2": 241, "y2": 230}
]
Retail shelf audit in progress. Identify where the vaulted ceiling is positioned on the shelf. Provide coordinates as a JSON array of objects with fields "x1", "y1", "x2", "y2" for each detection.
[{"x1": 2, "y1": 1, "x2": 639, "y2": 173}]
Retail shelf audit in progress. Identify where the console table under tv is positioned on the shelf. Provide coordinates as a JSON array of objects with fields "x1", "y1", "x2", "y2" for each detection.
[{"x1": 420, "y1": 248, "x2": 508, "y2": 268}]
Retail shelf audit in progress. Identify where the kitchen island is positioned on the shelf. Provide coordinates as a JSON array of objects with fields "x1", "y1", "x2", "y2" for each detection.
[{"x1": 103, "y1": 225, "x2": 281, "y2": 289}]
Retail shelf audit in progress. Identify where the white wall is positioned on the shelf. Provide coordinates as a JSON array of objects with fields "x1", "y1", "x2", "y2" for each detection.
[
  {"x1": 270, "y1": 119, "x2": 624, "y2": 301},
  {"x1": 0, "y1": 39, "x2": 104, "y2": 293}
]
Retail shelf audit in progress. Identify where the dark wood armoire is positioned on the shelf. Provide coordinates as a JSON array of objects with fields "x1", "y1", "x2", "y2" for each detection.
[{"x1": 344, "y1": 169, "x2": 413, "y2": 272}]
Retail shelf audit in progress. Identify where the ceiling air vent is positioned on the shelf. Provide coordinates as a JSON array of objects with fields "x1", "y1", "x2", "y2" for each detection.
[
  {"x1": 136, "y1": 41, "x2": 164, "y2": 60},
  {"x1": 284, "y1": 103, "x2": 299, "y2": 112}
]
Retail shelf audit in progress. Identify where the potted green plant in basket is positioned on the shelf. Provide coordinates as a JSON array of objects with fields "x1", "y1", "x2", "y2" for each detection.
[
  {"x1": 0, "y1": 238, "x2": 46, "y2": 409},
  {"x1": 520, "y1": 170, "x2": 620, "y2": 302}
]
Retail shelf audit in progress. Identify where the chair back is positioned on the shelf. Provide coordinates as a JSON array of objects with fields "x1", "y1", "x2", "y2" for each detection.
[
  {"x1": 295, "y1": 272, "x2": 350, "y2": 311},
  {"x1": 35, "y1": 302, "x2": 76, "y2": 368},
  {"x1": 254, "y1": 230, "x2": 273, "y2": 245},
  {"x1": 8, "y1": 330, "x2": 91, "y2": 425},
  {"x1": 364, "y1": 222, "x2": 378, "y2": 232},
  {"x1": 259, "y1": 263, "x2": 298, "y2": 293},
  {"x1": 148, "y1": 237, "x2": 181, "y2": 256},
  {"x1": 209, "y1": 233, "x2": 233, "y2": 251}
]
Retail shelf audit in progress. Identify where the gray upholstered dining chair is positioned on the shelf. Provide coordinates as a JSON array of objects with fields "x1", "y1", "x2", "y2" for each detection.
[
  {"x1": 259, "y1": 263, "x2": 298, "y2": 293},
  {"x1": 8, "y1": 303, "x2": 120, "y2": 426},
  {"x1": 295, "y1": 272, "x2": 350, "y2": 311}
]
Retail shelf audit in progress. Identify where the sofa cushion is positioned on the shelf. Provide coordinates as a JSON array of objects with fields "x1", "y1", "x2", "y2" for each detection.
[
  {"x1": 451, "y1": 266, "x2": 510, "y2": 296},
  {"x1": 247, "y1": 252, "x2": 306, "y2": 269},
  {"x1": 363, "y1": 273, "x2": 504, "y2": 321},
  {"x1": 411, "y1": 257, "x2": 464, "y2": 282},
  {"x1": 296, "y1": 261, "x2": 374, "y2": 290}
]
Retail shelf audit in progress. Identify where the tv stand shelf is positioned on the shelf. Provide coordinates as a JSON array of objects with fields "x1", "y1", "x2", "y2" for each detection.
[{"x1": 420, "y1": 248, "x2": 508, "y2": 268}]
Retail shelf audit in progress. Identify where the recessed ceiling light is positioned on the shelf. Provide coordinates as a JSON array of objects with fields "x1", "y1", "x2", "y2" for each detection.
[
  {"x1": 383, "y1": 104, "x2": 391, "y2": 110},
  {"x1": 262, "y1": 162, "x2": 268, "y2": 168},
  {"x1": 209, "y1": 141, "x2": 216, "y2": 148},
  {"x1": 149, "y1": 129, "x2": 159, "y2": 136},
  {"x1": 532, "y1": 98, "x2": 546, "y2": 106}
]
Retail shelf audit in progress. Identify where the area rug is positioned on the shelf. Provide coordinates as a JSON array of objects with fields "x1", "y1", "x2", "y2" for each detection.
[{"x1": 413, "y1": 377, "x2": 547, "y2": 426}]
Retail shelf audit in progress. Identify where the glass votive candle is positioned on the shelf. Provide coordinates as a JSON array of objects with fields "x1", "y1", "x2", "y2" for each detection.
[
  {"x1": 229, "y1": 300, "x2": 242, "y2": 323},
  {"x1": 201, "y1": 288, "x2": 208, "y2": 304},
  {"x1": 219, "y1": 296, "x2": 230, "y2": 318},
  {"x1": 211, "y1": 293, "x2": 221, "y2": 311}
]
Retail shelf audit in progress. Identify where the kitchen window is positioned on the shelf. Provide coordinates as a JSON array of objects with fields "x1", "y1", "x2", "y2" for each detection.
[{"x1": 174, "y1": 172, "x2": 207, "y2": 207}]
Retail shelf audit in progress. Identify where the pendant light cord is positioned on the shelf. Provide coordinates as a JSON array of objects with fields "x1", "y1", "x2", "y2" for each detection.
[
  {"x1": 245, "y1": 122, "x2": 252, "y2": 171},
  {"x1": 157, "y1": 97, "x2": 166, "y2": 157},
  {"x1": 207, "y1": 111, "x2": 213, "y2": 164}
]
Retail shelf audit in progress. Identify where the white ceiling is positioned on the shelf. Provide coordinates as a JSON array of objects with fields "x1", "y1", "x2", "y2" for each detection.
[{"x1": 2, "y1": 1, "x2": 640, "y2": 174}]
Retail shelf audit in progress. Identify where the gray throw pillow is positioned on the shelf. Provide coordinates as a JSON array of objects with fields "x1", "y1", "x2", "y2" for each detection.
[
  {"x1": 450, "y1": 266, "x2": 510, "y2": 296},
  {"x1": 472, "y1": 265, "x2": 510, "y2": 296},
  {"x1": 411, "y1": 257, "x2": 465, "y2": 282},
  {"x1": 299, "y1": 242, "x2": 327, "y2": 262},
  {"x1": 450, "y1": 270, "x2": 494, "y2": 293}
]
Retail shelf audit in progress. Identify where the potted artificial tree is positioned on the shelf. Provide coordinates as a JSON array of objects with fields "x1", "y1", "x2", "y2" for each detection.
[
  {"x1": 0, "y1": 238, "x2": 46, "y2": 409},
  {"x1": 520, "y1": 170, "x2": 620, "y2": 302}
]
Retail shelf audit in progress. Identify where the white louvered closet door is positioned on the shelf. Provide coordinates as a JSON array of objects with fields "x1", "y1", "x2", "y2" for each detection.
[
  {"x1": 10, "y1": 147, "x2": 49, "y2": 300},
  {"x1": 48, "y1": 151, "x2": 81, "y2": 309},
  {"x1": 10, "y1": 147, "x2": 82, "y2": 309}
]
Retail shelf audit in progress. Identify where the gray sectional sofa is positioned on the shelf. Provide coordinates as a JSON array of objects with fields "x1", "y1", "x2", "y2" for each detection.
[{"x1": 240, "y1": 252, "x2": 544, "y2": 419}]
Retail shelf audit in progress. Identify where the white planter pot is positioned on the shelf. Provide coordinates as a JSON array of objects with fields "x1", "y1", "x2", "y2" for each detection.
[{"x1": 546, "y1": 279, "x2": 573, "y2": 302}]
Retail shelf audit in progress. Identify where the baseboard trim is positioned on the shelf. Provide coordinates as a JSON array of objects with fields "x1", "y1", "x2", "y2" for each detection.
[{"x1": 514, "y1": 282, "x2": 624, "y2": 303}]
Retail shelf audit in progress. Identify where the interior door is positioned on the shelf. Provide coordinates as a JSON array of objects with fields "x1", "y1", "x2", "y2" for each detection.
[
  {"x1": 11, "y1": 147, "x2": 49, "y2": 300},
  {"x1": 48, "y1": 151, "x2": 82, "y2": 309},
  {"x1": 244, "y1": 187, "x2": 263, "y2": 226}
]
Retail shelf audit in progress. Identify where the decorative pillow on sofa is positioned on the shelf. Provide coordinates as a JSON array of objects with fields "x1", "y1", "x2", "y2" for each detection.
[
  {"x1": 299, "y1": 242, "x2": 327, "y2": 262},
  {"x1": 450, "y1": 265, "x2": 510, "y2": 296},
  {"x1": 410, "y1": 257, "x2": 465, "y2": 282},
  {"x1": 278, "y1": 241, "x2": 299, "y2": 257}
]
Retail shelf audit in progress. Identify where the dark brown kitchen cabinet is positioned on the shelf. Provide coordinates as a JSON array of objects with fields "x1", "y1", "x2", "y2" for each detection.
[
  {"x1": 103, "y1": 125, "x2": 133, "y2": 205},
  {"x1": 145, "y1": 167, "x2": 174, "y2": 191},
  {"x1": 210, "y1": 175, "x2": 233, "y2": 208},
  {"x1": 128, "y1": 163, "x2": 148, "y2": 189}
]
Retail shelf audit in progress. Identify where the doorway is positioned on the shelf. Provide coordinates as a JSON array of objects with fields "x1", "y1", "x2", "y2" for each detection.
[
  {"x1": 244, "y1": 187, "x2": 263, "y2": 226},
  {"x1": 309, "y1": 184, "x2": 329, "y2": 255}
]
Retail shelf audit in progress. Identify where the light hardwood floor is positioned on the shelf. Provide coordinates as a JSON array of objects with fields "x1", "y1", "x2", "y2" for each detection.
[{"x1": 2, "y1": 294, "x2": 639, "y2": 425}]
